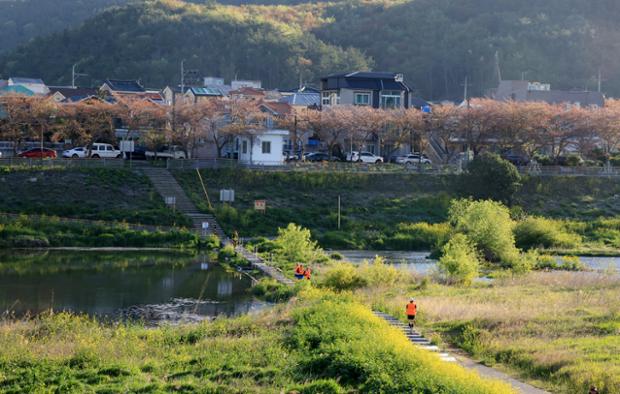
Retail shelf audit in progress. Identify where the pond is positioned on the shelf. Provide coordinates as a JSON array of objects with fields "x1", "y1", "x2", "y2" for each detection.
[
  {"x1": 334, "y1": 250, "x2": 620, "y2": 273},
  {"x1": 0, "y1": 250, "x2": 266, "y2": 323}
]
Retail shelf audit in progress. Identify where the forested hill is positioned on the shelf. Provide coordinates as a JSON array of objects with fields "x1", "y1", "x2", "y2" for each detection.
[
  {"x1": 1, "y1": 0, "x2": 619, "y2": 100},
  {"x1": 0, "y1": 0, "x2": 127, "y2": 53}
]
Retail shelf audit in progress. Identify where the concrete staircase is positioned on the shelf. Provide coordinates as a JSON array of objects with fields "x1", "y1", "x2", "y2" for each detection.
[
  {"x1": 140, "y1": 167, "x2": 225, "y2": 239},
  {"x1": 373, "y1": 311, "x2": 457, "y2": 363},
  {"x1": 141, "y1": 167, "x2": 294, "y2": 286}
]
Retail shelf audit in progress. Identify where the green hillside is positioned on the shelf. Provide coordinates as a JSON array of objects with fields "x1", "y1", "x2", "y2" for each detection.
[
  {"x1": 0, "y1": 0, "x2": 369, "y2": 89},
  {"x1": 1, "y1": 0, "x2": 619, "y2": 99},
  {"x1": 0, "y1": 0, "x2": 127, "y2": 54}
]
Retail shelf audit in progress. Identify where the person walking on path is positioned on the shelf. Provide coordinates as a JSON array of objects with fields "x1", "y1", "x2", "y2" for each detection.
[
  {"x1": 294, "y1": 263, "x2": 305, "y2": 280},
  {"x1": 406, "y1": 298, "x2": 417, "y2": 333}
]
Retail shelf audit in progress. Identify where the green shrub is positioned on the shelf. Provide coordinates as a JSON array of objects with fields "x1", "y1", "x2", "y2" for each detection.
[
  {"x1": 251, "y1": 278, "x2": 295, "y2": 302},
  {"x1": 273, "y1": 223, "x2": 325, "y2": 268},
  {"x1": 458, "y1": 153, "x2": 522, "y2": 204},
  {"x1": 358, "y1": 256, "x2": 402, "y2": 287},
  {"x1": 449, "y1": 199, "x2": 520, "y2": 267},
  {"x1": 438, "y1": 234, "x2": 480, "y2": 285},
  {"x1": 514, "y1": 217, "x2": 582, "y2": 250},
  {"x1": 319, "y1": 263, "x2": 368, "y2": 291},
  {"x1": 293, "y1": 379, "x2": 345, "y2": 394},
  {"x1": 387, "y1": 222, "x2": 451, "y2": 250}
]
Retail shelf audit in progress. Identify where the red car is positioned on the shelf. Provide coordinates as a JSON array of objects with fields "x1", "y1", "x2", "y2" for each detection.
[{"x1": 17, "y1": 148, "x2": 57, "y2": 159}]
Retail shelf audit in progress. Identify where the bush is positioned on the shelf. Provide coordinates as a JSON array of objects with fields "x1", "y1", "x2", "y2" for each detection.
[
  {"x1": 514, "y1": 217, "x2": 582, "y2": 250},
  {"x1": 458, "y1": 152, "x2": 522, "y2": 204},
  {"x1": 319, "y1": 263, "x2": 368, "y2": 291},
  {"x1": 273, "y1": 223, "x2": 325, "y2": 268},
  {"x1": 534, "y1": 254, "x2": 586, "y2": 271},
  {"x1": 359, "y1": 256, "x2": 403, "y2": 287},
  {"x1": 251, "y1": 278, "x2": 295, "y2": 302},
  {"x1": 293, "y1": 379, "x2": 345, "y2": 394},
  {"x1": 437, "y1": 234, "x2": 480, "y2": 285},
  {"x1": 386, "y1": 222, "x2": 451, "y2": 250},
  {"x1": 449, "y1": 199, "x2": 520, "y2": 267}
]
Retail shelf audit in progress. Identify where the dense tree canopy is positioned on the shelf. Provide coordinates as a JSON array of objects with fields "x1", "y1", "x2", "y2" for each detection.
[{"x1": 1, "y1": 0, "x2": 620, "y2": 99}]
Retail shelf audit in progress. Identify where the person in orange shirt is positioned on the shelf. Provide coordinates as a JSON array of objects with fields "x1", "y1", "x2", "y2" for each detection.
[
  {"x1": 304, "y1": 268, "x2": 312, "y2": 280},
  {"x1": 406, "y1": 298, "x2": 417, "y2": 333},
  {"x1": 294, "y1": 264, "x2": 305, "y2": 280}
]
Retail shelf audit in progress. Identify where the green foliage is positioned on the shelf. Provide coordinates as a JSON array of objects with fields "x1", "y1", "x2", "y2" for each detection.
[
  {"x1": 449, "y1": 199, "x2": 520, "y2": 267},
  {"x1": 387, "y1": 222, "x2": 451, "y2": 251},
  {"x1": 273, "y1": 223, "x2": 324, "y2": 267},
  {"x1": 291, "y1": 292, "x2": 513, "y2": 393},
  {"x1": 0, "y1": 1, "x2": 370, "y2": 88},
  {"x1": 514, "y1": 216, "x2": 582, "y2": 250},
  {"x1": 459, "y1": 153, "x2": 522, "y2": 204},
  {"x1": 251, "y1": 278, "x2": 295, "y2": 302},
  {"x1": 438, "y1": 234, "x2": 479, "y2": 285},
  {"x1": 319, "y1": 257, "x2": 404, "y2": 291},
  {"x1": 534, "y1": 254, "x2": 587, "y2": 271},
  {"x1": 0, "y1": 214, "x2": 206, "y2": 249}
]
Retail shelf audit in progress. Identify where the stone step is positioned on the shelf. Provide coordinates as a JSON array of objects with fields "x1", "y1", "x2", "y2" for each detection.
[{"x1": 417, "y1": 345, "x2": 440, "y2": 352}]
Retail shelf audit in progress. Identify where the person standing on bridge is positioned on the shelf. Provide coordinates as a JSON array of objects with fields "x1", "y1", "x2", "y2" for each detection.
[{"x1": 406, "y1": 298, "x2": 417, "y2": 333}]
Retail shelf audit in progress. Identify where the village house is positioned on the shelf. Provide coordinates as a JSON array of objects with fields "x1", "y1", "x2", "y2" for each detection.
[
  {"x1": 236, "y1": 129, "x2": 289, "y2": 166},
  {"x1": 320, "y1": 71, "x2": 413, "y2": 109},
  {"x1": 48, "y1": 87, "x2": 99, "y2": 103},
  {"x1": 490, "y1": 80, "x2": 605, "y2": 108}
]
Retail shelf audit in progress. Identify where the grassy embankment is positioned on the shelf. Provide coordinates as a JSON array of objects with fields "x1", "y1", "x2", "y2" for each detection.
[
  {"x1": 174, "y1": 169, "x2": 620, "y2": 254},
  {"x1": 0, "y1": 167, "x2": 189, "y2": 226},
  {"x1": 0, "y1": 167, "x2": 201, "y2": 248},
  {"x1": 0, "y1": 288, "x2": 514, "y2": 393},
  {"x1": 313, "y1": 260, "x2": 620, "y2": 394}
]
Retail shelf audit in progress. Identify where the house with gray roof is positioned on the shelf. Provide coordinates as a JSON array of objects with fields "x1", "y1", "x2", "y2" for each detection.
[
  {"x1": 320, "y1": 71, "x2": 413, "y2": 109},
  {"x1": 491, "y1": 80, "x2": 605, "y2": 107}
]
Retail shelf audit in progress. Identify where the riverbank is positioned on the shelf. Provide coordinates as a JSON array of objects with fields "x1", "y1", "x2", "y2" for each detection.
[
  {"x1": 0, "y1": 288, "x2": 514, "y2": 393},
  {"x1": 174, "y1": 169, "x2": 620, "y2": 253},
  {"x1": 0, "y1": 214, "x2": 216, "y2": 249}
]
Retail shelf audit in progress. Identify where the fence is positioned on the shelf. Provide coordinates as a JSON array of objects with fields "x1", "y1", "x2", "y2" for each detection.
[{"x1": 1, "y1": 157, "x2": 619, "y2": 177}]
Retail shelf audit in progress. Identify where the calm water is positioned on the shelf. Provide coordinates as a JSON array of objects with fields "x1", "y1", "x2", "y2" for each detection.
[
  {"x1": 0, "y1": 250, "x2": 265, "y2": 321},
  {"x1": 335, "y1": 250, "x2": 620, "y2": 273}
]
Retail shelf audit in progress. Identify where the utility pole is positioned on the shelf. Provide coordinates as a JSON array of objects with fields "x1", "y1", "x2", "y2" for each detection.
[
  {"x1": 337, "y1": 195, "x2": 341, "y2": 230},
  {"x1": 180, "y1": 60, "x2": 185, "y2": 94},
  {"x1": 71, "y1": 64, "x2": 87, "y2": 88},
  {"x1": 598, "y1": 68, "x2": 602, "y2": 93},
  {"x1": 462, "y1": 76, "x2": 472, "y2": 108}
]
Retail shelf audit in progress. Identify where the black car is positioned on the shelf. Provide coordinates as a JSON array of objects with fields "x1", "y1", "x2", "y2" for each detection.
[
  {"x1": 305, "y1": 152, "x2": 342, "y2": 162},
  {"x1": 125, "y1": 146, "x2": 147, "y2": 160},
  {"x1": 501, "y1": 154, "x2": 530, "y2": 166}
]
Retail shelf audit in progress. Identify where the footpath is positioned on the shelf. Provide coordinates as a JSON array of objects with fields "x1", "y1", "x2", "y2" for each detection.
[
  {"x1": 141, "y1": 167, "x2": 293, "y2": 285},
  {"x1": 141, "y1": 167, "x2": 549, "y2": 394}
]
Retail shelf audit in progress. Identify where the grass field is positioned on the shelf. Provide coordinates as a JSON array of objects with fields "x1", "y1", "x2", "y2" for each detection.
[
  {"x1": 0, "y1": 289, "x2": 514, "y2": 393},
  {"x1": 0, "y1": 167, "x2": 189, "y2": 226},
  {"x1": 345, "y1": 269, "x2": 620, "y2": 394}
]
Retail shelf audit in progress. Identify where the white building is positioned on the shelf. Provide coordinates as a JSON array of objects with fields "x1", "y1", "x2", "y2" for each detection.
[
  {"x1": 237, "y1": 129, "x2": 288, "y2": 166},
  {"x1": 231, "y1": 79, "x2": 262, "y2": 90}
]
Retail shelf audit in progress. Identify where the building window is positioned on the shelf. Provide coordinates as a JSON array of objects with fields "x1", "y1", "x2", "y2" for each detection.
[
  {"x1": 354, "y1": 92, "x2": 371, "y2": 106},
  {"x1": 322, "y1": 91, "x2": 340, "y2": 106},
  {"x1": 242, "y1": 140, "x2": 248, "y2": 154},
  {"x1": 261, "y1": 141, "x2": 271, "y2": 154},
  {"x1": 380, "y1": 90, "x2": 402, "y2": 109}
]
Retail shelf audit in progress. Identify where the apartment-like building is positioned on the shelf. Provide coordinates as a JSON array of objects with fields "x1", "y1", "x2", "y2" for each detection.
[{"x1": 320, "y1": 71, "x2": 412, "y2": 109}]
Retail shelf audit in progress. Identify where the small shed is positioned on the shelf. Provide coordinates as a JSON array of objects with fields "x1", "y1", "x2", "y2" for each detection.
[{"x1": 237, "y1": 129, "x2": 289, "y2": 166}]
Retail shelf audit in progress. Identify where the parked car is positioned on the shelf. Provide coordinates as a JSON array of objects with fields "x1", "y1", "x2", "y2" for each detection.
[
  {"x1": 62, "y1": 147, "x2": 87, "y2": 159},
  {"x1": 394, "y1": 153, "x2": 432, "y2": 165},
  {"x1": 304, "y1": 152, "x2": 341, "y2": 162},
  {"x1": 125, "y1": 146, "x2": 148, "y2": 160},
  {"x1": 88, "y1": 143, "x2": 121, "y2": 159},
  {"x1": 17, "y1": 148, "x2": 57, "y2": 159},
  {"x1": 347, "y1": 151, "x2": 384, "y2": 163},
  {"x1": 501, "y1": 153, "x2": 530, "y2": 166},
  {"x1": 146, "y1": 145, "x2": 187, "y2": 160}
]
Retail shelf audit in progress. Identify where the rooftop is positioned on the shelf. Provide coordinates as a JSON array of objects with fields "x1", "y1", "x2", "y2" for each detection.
[{"x1": 103, "y1": 79, "x2": 145, "y2": 93}]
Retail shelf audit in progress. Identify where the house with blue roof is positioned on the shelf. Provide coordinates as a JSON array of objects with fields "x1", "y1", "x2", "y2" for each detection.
[
  {"x1": 0, "y1": 85, "x2": 35, "y2": 96},
  {"x1": 184, "y1": 86, "x2": 223, "y2": 104},
  {"x1": 320, "y1": 71, "x2": 412, "y2": 109},
  {"x1": 7, "y1": 77, "x2": 48, "y2": 95}
]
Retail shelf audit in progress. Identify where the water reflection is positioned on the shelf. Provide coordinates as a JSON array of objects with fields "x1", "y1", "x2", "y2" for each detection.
[{"x1": 0, "y1": 250, "x2": 265, "y2": 320}]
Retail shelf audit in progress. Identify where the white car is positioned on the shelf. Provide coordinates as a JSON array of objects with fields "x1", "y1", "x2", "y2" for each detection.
[
  {"x1": 62, "y1": 147, "x2": 87, "y2": 158},
  {"x1": 88, "y1": 143, "x2": 122, "y2": 159},
  {"x1": 146, "y1": 145, "x2": 187, "y2": 160},
  {"x1": 347, "y1": 151, "x2": 383, "y2": 163},
  {"x1": 395, "y1": 153, "x2": 432, "y2": 165}
]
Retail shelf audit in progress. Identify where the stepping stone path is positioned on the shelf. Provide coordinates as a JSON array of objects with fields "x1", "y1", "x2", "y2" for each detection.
[{"x1": 373, "y1": 311, "x2": 457, "y2": 363}]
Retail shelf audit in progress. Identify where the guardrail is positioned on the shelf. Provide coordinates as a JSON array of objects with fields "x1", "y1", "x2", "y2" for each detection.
[
  {"x1": 1, "y1": 157, "x2": 618, "y2": 177},
  {"x1": 0, "y1": 157, "x2": 127, "y2": 169}
]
